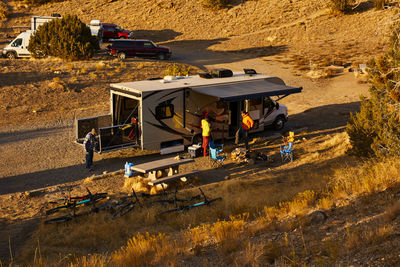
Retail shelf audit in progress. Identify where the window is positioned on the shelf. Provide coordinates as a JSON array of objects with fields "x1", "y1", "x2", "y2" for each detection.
[
  {"x1": 144, "y1": 42, "x2": 154, "y2": 48},
  {"x1": 11, "y1": 38, "x2": 22, "y2": 47},
  {"x1": 113, "y1": 41, "x2": 133, "y2": 48},
  {"x1": 155, "y1": 104, "x2": 174, "y2": 120},
  {"x1": 135, "y1": 41, "x2": 144, "y2": 48}
]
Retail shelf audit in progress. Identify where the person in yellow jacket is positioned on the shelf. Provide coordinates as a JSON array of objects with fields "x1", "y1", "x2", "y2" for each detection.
[
  {"x1": 235, "y1": 111, "x2": 254, "y2": 150},
  {"x1": 201, "y1": 115, "x2": 211, "y2": 157}
]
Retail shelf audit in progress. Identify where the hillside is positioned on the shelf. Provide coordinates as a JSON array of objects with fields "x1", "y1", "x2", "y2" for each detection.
[
  {"x1": 1, "y1": 0, "x2": 400, "y2": 266},
  {"x1": 2, "y1": 0, "x2": 395, "y2": 69}
]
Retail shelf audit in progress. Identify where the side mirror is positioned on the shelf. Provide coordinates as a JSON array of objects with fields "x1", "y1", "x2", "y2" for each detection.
[{"x1": 275, "y1": 102, "x2": 280, "y2": 109}]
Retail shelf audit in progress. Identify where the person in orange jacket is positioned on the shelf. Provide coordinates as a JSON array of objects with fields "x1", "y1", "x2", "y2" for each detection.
[{"x1": 235, "y1": 111, "x2": 254, "y2": 150}]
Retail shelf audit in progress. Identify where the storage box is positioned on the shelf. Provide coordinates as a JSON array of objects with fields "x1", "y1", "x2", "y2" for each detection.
[{"x1": 188, "y1": 144, "x2": 202, "y2": 158}]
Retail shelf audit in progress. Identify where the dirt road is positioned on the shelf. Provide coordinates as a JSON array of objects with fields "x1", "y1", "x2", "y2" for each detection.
[{"x1": 0, "y1": 45, "x2": 368, "y2": 195}]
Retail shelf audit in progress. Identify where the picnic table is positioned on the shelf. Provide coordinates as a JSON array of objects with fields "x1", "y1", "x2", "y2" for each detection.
[{"x1": 130, "y1": 157, "x2": 194, "y2": 180}]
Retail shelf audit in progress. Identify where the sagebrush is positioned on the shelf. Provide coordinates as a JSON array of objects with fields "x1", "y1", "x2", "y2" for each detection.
[
  {"x1": 329, "y1": 0, "x2": 354, "y2": 13},
  {"x1": 28, "y1": 14, "x2": 99, "y2": 60}
]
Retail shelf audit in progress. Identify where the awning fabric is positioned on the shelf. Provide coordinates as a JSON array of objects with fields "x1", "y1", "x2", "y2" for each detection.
[{"x1": 191, "y1": 80, "x2": 302, "y2": 102}]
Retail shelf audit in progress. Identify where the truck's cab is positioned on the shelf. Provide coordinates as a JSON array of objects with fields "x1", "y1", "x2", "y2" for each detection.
[
  {"x1": 101, "y1": 23, "x2": 134, "y2": 41},
  {"x1": 2, "y1": 31, "x2": 32, "y2": 59}
]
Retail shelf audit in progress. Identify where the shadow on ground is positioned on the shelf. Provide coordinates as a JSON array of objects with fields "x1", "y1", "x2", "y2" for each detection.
[
  {"x1": 163, "y1": 38, "x2": 287, "y2": 70},
  {"x1": 132, "y1": 29, "x2": 182, "y2": 43}
]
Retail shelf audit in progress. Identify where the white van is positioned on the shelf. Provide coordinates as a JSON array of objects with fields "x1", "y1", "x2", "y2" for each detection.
[{"x1": 1, "y1": 30, "x2": 32, "y2": 59}]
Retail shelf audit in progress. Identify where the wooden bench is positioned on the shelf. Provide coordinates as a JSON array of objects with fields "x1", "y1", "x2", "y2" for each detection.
[{"x1": 148, "y1": 170, "x2": 200, "y2": 186}]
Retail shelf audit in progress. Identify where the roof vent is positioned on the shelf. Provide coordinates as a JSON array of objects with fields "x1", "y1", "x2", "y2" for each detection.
[
  {"x1": 211, "y1": 68, "x2": 233, "y2": 78},
  {"x1": 244, "y1": 68, "x2": 257, "y2": 75}
]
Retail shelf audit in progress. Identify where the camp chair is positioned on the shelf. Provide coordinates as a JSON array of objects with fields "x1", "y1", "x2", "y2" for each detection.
[
  {"x1": 209, "y1": 140, "x2": 223, "y2": 153},
  {"x1": 280, "y1": 142, "x2": 293, "y2": 163},
  {"x1": 209, "y1": 146, "x2": 225, "y2": 167}
]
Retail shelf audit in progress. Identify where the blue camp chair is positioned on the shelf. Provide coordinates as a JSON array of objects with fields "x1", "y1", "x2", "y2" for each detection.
[
  {"x1": 209, "y1": 140, "x2": 223, "y2": 153},
  {"x1": 209, "y1": 146, "x2": 225, "y2": 167},
  {"x1": 280, "y1": 142, "x2": 293, "y2": 163}
]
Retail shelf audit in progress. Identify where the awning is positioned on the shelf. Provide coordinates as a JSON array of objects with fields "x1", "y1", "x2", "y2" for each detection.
[{"x1": 191, "y1": 79, "x2": 302, "y2": 102}]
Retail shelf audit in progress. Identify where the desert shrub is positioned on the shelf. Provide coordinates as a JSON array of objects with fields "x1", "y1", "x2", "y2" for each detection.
[
  {"x1": 374, "y1": 0, "x2": 387, "y2": 9},
  {"x1": 28, "y1": 14, "x2": 99, "y2": 60},
  {"x1": 329, "y1": 0, "x2": 354, "y2": 13},
  {"x1": 346, "y1": 22, "x2": 400, "y2": 158},
  {"x1": 201, "y1": 0, "x2": 230, "y2": 9},
  {"x1": 165, "y1": 63, "x2": 191, "y2": 76},
  {"x1": 0, "y1": 0, "x2": 9, "y2": 20}
]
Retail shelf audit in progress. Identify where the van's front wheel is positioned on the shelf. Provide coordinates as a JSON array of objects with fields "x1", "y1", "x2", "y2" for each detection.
[
  {"x1": 6, "y1": 51, "x2": 16, "y2": 60},
  {"x1": 273, "y1": 116, "x2": 285, "y2": 130}
]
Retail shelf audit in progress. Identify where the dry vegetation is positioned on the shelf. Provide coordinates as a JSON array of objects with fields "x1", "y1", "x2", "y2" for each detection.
[
  {"x1": 0, "y1": 58, "x2": 196, "y2": 126},
  {"x1": 0, "y1": 131, "x2": 396, "y2": 266},
  {"x1": 0, "y1": 0, "x2": 399, "y2": 265}
]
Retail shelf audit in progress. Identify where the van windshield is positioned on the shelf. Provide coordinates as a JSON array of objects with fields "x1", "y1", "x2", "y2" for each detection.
[{"x1": 11, "y1": 38, "x2": 23, "y2": 47}]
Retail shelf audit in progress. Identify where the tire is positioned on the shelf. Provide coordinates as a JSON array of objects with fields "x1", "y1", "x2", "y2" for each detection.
[
  {"x1": 6, "y1": 51, "x2": 16, "y2": 60},
  {"x1": 273, "y1": 116, "x2": 285, "y2": 131},
  {"x1": 157, "y1": 53, "x2": 166, "y2": 60},
  {"x1": 118, "y1": 52, "x2": 126, "y2": 60}
]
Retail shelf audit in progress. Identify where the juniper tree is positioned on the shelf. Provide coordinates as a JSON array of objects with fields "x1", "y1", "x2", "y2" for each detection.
[
  {"x1": 346, "y1": 22, "x2": 400, "y2": 158},
  {"x1": 28, "y1": 14, "x2": 99, "y2": 61}
]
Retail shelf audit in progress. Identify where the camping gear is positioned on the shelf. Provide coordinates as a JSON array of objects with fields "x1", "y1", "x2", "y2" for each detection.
[{"x1": 188, "y1": 144, "x2": 202, "y2": 158}]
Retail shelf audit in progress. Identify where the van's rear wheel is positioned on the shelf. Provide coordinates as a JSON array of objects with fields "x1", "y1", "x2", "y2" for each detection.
[
  {"x1": 118, "y1": 52, "x2": 126, "y2": 60},
  {"x1": 273, "y1": 116, "x2": 285, "y2": 130},
  {"x1": 6, "y1": 51, "x2": 16, "y2": 60}
]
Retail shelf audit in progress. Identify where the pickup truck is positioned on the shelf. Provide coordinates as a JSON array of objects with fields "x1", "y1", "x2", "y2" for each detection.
[{"x1": 101, "y1": 23, "x2": 134, "y2": 41}]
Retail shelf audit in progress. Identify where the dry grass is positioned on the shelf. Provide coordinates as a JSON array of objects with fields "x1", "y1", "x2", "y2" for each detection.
[{"x1": 19, "y1": 133, "x2": 400, "y2": 265}]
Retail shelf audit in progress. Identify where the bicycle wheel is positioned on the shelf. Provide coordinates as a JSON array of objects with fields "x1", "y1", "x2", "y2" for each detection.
[
  {"x1": 44, "y1": 215, "x2": 72, "y2": 224},
  {"x1": 46, "y1": 205, "x2": 70, "y2": 215}
]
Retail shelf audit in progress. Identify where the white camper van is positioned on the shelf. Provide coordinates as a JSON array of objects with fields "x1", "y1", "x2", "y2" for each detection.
[
  {"x1": 2, "y1": 15, "x2": 60, "y2": 59},
  {"x1": 76, "y1": 70, "x2": 302, "y2": 154},
  {"x1": 2, "y1": 30, "x2": 32, "y2": 59},
  {"x1": 2, "y1": 15, "x2": 101, "y2": 59}
]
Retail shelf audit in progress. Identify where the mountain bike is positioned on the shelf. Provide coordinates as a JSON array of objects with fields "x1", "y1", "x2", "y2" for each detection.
[
  {"x1": 111, "y1": 188, "x2": 140, "y2": 219},
  {"x1": 158, "y1": 188, "x2": 222, "y2": 216},
  {"x1": 150, "y1": 188, "x2": 201, "y2": 205},
  {"x1": 45, "y1": 188, "x2": 107, "y2": 215}
]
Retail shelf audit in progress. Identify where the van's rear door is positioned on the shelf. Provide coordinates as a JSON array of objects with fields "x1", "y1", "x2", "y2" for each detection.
[
  {"x1": 75, "y1": 115, "x2": 112, "y2": 152},
  {"x1": 75, "y1": 115, "x2": 140, "y2": 153}
]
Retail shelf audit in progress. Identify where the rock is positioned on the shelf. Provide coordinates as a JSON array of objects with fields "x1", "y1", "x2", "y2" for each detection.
[{"x1": 309, "y1": 210, "x2": 328, "y2": 224}]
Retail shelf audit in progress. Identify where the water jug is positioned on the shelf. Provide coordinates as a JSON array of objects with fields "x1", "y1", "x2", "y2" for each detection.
[{"x1": 125, "y1": 162, "x2": 134, "y2": 177}]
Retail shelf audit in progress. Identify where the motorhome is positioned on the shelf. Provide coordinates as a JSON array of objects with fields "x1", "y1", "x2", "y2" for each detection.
[{"x1": 76, "y1": 70, "x2": 302, "y2": 154}]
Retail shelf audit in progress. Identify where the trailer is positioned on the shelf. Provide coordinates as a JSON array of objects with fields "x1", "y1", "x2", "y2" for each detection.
[{"x1": 75, "y1": 70, "x2": 302, "y2": 154}]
